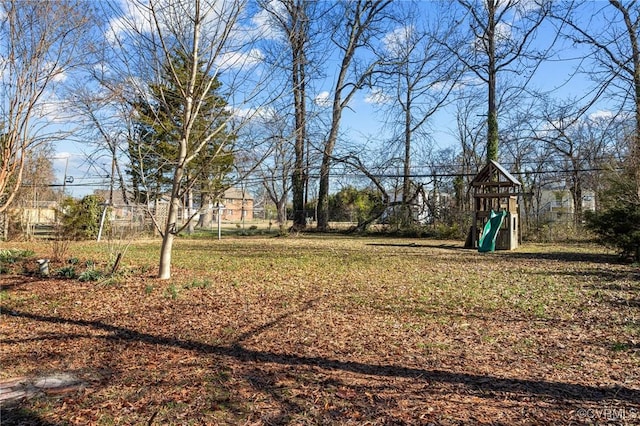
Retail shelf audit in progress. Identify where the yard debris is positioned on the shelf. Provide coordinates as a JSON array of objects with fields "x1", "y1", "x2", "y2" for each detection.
[
  {"x1": 1, "y1": 373, "x2": 84, "y2": 406},
  {"x1": 1, "y1": 238, "x2": 638, "y2": 424}
]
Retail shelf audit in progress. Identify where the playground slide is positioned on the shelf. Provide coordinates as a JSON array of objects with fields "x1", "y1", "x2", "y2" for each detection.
[{"x1": 478, "y1": 210, "x2": 507, "y2": 253}]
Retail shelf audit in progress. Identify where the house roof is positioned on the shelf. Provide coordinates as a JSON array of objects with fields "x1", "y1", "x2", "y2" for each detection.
[
  {"x1": 471, "y1": 160, "x2": 521, "y2": 187},
  {"x1": 223, "y1": 187, "x2": 254, "y2": 201}
]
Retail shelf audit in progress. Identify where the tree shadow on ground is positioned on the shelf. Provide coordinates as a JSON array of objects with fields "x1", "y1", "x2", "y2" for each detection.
[
  {"x1": 525, "y1": 267, "x2": 640, "y2": 285},
  {"x1": 497, "y1": 251, "x2": 625, "y2": 265},
  {"x1": 366, "y1": 242, "x2": 467, "y2": 251},
  {"x1": 3, "y1": 307, "x2": 639, "y2": 406},
  {"x1": 364, "y1": 243, "x2": 631, "y2": 267},
  {"x1": 0, "y1": 276, "x2": 46, "y2": 292},
  {"x1": 0, "y1": 405, "x2": 60, "y2": 426}
]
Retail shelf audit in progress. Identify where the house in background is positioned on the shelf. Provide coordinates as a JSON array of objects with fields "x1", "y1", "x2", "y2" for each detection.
[
  {"x1": 536, "y1": 188, "x2": 596, "y2": 223},
  {"x1": 218, "y1": 187, "x2": 253, "y2": 222}
]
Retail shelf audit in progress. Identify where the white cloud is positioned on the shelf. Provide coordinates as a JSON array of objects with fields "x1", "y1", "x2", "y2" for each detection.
[
  {"x1": 314, "y1": 91, "x2": 331, "y2": 107},
  {"x1": 473, "y1": 21, "x2": 512, "y2": 52},
  {"x1": 43, "y1": 61, "x2": 67, "y2": 83},
  {"x1": 230, "y1": 105, "x2": 259, "y2": 121},
  {"x1": 364, "y1": 88, "x2": 392, "y2": 105},
  {"x1": 106, "y1": 0, "x2": 152, "y2": 44},
  {"x1": 105, "y1": 0, "x2": 272, "y2": 75},
  {"x1": 382, "y1": 25, "x2": 414, "y2": 55},
  {"x1": 588, "y1": 110, "x2": 613, "y2": 121},
  {"x1": 495, "y1": 21, "x2": 512, "y2": 43},
  {"x1": 34, "y1": 94, "x2": 75, "y2": 123},
  {"x1": 52, "y1": 152, "x2": 73, "y2": 161},
  {"x1": 514, "y1": 0, "x2": 543, "y2": 20},
  {"x1": 216, "y1": 48, "x2": 264, "y2": 71},
  {"x1": 247, "y1": 0, "x2": 284, "y2": 41}
]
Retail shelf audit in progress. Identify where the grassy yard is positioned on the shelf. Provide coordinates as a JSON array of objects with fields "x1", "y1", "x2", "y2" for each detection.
[{"x1": 1, "y1": 236, "x2": 639, "y2": 425}]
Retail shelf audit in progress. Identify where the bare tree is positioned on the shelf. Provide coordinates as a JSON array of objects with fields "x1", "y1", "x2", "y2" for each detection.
[
  {"x1": 105, "y1": 0, "x2": 269, "y2": 279},
  {"x1": 0, "y1": 0, "x2": 94, "y2": 214},
  {"x1": 66, "y1": 81, "x2": 131, "y2": 206},
  {"x1": 337, "y1": 150, "x2": 395, "y2": 232},
  {"x1": 316, "y1": 0, "x2": 393, "y2": 231},
  {"x1": 553, "y1": 0, "x2": 640, "y2": 198},
  {"x1": 533, "y1": 100, "x2": 604, "y2": 226},
  {"x1": 453, "y1": 94, "x2": 486, "y2": 193},
  {"x1": 500, "y1": 97, "x2": 549, "y2": 234},
  {"x1": 258, "y1": 0, "x2": 322, "y2": 230},
  {"x1": 370, "y1": 3, "x2": 461, "y2": 226},
  {"x1": 250, "y1": 108, "x2": 295, "y2": 228},
  {"x1": 578, "y1": 113, "x2": 626, "y2": 210},
  {"x1": 11, "y1": 145, "x2": 61, "y2": 235},
  {"x1": 448, "y1": 0, "x2": 555, "y2": 164}
]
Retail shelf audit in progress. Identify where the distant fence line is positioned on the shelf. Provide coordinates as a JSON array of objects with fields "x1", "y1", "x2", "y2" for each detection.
[
  {"x1": 1, "y1": 201, "x2": 588, "y2": 242},
  {"x1": 3, "y1": 202, "x2": 256, "y2": 240}
]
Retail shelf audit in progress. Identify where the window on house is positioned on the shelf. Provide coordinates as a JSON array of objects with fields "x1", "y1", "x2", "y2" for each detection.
[{"x1": 554, "y1": 193, "x2": 563, "y2": 207}]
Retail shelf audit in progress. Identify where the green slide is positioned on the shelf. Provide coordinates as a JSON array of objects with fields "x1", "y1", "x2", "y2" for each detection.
[{"x1": 478, "y1": 209, "x2": 507, "y2": 253}]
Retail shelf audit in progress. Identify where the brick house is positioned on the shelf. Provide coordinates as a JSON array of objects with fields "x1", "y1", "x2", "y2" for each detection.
[{"x1": 219, "y1": 188, "x2": 253, "y2": 221}]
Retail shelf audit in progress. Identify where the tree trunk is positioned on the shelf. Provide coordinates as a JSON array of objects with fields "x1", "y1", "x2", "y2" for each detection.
[
  {"x1": 570, "y1": 170, "x2": 583, "y2": 227},
  {"x1": 317, "y1": 158, "x2": 331, "y2": 231},
  {"x1": 291, "y1": 1, "x2": 308, "y2": 231},
  {"x1": 276, "y1": 195, "x2": 287, "y2": 225},
  {"x1": 198, "y1": 193, "x2": 214, "y2": 228},
  {"x1": 187, "y1": 189, "x2": 195, "y2": 234},
  {"x1": 159, "y1": 193, "x2": 180, "y2": 279},
  {"x1": 610, "y1": 0, "x2": 640, "y2": 199},
  {"x1": 402, "y1": 94, "x2": 413, "y2": 226},
  {"x1": 317, "y1": 0, "x2": 393, "y2": 230},
  {"x1": 159, "y1": 230, "x2": 175, "y2": 280},
  {"x1": 486, "y1": 0, "x2": 498, "y2": 163},
  {"x1": 158, "y1": 137, "x2": 187, "y2": 279}
]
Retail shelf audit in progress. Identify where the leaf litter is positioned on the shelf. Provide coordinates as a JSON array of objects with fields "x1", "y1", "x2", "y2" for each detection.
[{"x1": 0, "y1": 238, "x2": 638, "y2": 425}]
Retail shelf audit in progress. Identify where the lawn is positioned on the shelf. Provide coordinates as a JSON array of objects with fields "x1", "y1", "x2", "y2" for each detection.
[{"x1": 1, "y1": 236, "x2": 639, "y2": 425}]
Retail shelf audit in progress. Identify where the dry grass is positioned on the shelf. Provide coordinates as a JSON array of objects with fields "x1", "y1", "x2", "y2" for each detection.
[{"x1": 1, "y1": 236, "x2": 639, "y2": 425}]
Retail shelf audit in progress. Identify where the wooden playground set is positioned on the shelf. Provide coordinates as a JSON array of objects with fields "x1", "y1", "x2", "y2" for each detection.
[{"x1": 465, "y1": 160, "x2": 521, "y2": 252}]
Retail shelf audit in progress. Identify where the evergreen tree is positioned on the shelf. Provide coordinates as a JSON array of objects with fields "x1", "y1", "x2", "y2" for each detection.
[
  {"x1": 586, "y1": 155, "x2": 640, "y2": 262},
  {"x1": 127, "y1": 50, "x2": 234, "y2": 206},
  {"x1": 60, "y1": 195, "x2": 106, "y2": 240}
]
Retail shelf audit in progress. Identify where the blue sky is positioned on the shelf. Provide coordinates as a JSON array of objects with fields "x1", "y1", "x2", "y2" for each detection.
[{"x1": 48, "y1": 0, "x2": 621, "y2": 198}]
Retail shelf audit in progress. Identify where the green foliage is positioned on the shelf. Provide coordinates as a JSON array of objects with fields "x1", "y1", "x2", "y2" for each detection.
[
  {"x1": 586, "y1": 204, "x2": 640, "y2": 261},
  {"x1": 184, "y1": 278, "x2": 211, "y2": 289},
  {"x1": 164, "y1": 284, "x2": 179, "y2": 299},
  {"x1": 59, "y1": 195, "x2": 107, "y2": 240},
  {"x1": 126, "y1": 49, "x2": 235, "y2": 205},
  {"x1": 328, "y1": 186, "x2": 383, "y2": 223},
  {"x1": 586, "y1": 164, "x2": 640, "y2": 261},
  {"x1": 56, "y1": 265, "x2": 77, "y2": 279},
  {"x1": 0, "y1": 249, "x2": 34, "y2": 274},
  {"x1": 0, "y1": 249, "x2": 34, "y2": 263},
  {"x1": 78, "y1": 268, "x2": 103, "y2": 282},
  {"x1": 434, "y1": 223, "x2": 464, "y2": 239}
]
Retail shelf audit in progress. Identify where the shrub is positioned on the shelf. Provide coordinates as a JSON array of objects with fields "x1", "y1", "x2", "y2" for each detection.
[
  {"x1": 586, "y1": 160, "x2": 640, "y2": 262},
  {"x1": 59, "y1": 195, "x2": 108, "y2": 240},
  {"x1": 0, "y1": 249, "x2": 35, "y2": 274},
  {"x1": 586, "y1": 205, "x2": 640, "y2": 261},
  {"x1": 0, "y1": 249, "x2": 34, "y2": 263},
  {"x1": 79, "y1": 268, "x2": 103, "y2": 282},
  {"x1": 56, "y1": 266, "x2": 77, "y2": 279}
]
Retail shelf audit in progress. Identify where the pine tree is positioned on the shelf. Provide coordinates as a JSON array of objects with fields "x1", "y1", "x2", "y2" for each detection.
[{"x1": 127, "y1": 50, "x2": 234, "y2": 207}]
